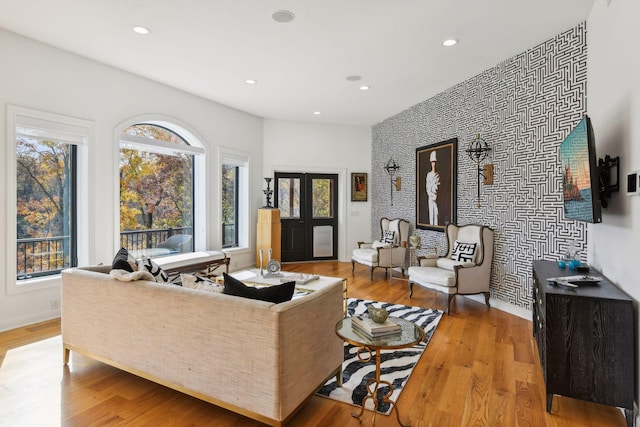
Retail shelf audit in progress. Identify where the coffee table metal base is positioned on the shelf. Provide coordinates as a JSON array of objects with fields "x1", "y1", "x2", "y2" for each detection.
[
  {"x1": 351, "y1": 377, "x2": 410, "y2": 427},
  {"x1": 349, "y1": 346, "x2": 410, "y2": 427}
]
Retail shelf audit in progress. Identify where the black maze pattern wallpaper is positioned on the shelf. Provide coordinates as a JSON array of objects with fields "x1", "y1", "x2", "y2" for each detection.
[{"x1": 371, "y1": 23, "x2": 587, "y2": 308}]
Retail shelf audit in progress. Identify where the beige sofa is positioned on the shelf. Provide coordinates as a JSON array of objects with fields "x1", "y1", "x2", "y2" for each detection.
[{"x1": 61, "y1": 266, "x2": 344, "y2": 426}]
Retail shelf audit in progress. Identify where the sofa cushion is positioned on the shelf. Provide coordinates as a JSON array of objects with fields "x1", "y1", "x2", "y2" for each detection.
[
  {"x1": 408, "y1": 266, "x2": 456, "y2": 287},
  {"x1": 110, "y1": 269, "x2": 155, "y2": 282},
  {"x1": 451, "y1": 241, "x2": 477, "y2": 263},
  {"x1": 112, "y1": 247, "x2": 137, "y2": 273},
  {"x1": 223, "y1": 273, "x2": 295, "y2": 304},
  {"x1": 181, "y1": 273, "x2": 223, "y2": 293},
  {"x1": 138, "y1": 257, "x2": 169, "y2": 283}
]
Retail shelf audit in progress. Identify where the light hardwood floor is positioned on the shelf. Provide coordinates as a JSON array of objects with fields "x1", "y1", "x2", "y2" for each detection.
[{"x1": 0, "y1": 261, "x2": 628, "y2": 426}]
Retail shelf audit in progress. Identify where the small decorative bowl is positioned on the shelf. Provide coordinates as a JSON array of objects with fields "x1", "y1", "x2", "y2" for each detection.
[{"x1": 368, "y1": 306, "x2": 389, "y2": 323}]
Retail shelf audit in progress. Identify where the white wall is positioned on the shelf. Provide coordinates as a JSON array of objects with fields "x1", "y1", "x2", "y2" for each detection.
[
  {"x1": 0, "y1": 29, "x2": 264, "y2": 331},
  {"x1": 263, "y1": 119, "x2": 372, "y2": 261},
  {"x1": 587, "y1": 0, "x2": 640, "y2": 412}
]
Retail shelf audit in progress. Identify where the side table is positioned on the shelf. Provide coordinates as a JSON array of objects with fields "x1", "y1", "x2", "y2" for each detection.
[{"x1": 335, "y1": 317, "x2": 425, "y2": 427}]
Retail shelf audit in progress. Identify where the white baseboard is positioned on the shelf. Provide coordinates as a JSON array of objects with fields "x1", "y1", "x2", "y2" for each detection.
[
  {"x1": 0, "y1": 309, "x2": 60, "y2": 333},
  {"x1": 464, "y1": 294, "x2": 531, "y2": 320}
]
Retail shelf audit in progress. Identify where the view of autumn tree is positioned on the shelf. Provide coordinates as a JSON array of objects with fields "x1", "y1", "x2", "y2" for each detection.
[
  {"x1": 17, "y1": 137, "x2": 71, "y2": 239},
  {"x1": 16, "y1": 136, "x2": 73, "y2": 275},
  {"x1": 120, "y1": 125, "x2": 193, "y2": 234},
  {"x1": 221, "y1": 164, "x2": 237, "y2": 246}
]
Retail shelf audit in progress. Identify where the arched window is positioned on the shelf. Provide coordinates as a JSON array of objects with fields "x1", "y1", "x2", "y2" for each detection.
[{"x1": 119, "y1": 123, "x2": 203, "y2": 258}]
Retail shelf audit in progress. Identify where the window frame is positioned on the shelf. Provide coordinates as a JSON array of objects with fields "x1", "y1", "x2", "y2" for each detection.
[
  {"x1": 6, "y1": 105, "x2": 92, "y2": 294},
  {"x1": 219, "y1": 147, "x2": 250, "y2": 251}
]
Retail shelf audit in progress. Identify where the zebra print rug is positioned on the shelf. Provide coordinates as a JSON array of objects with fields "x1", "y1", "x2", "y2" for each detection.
[{"x1": 317, "y1": 298, "x2": 442, "y2": 415}]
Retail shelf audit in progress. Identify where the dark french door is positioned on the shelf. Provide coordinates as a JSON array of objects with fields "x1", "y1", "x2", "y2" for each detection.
[{"x1": 274, "y1": 172, "x2": 338, "y2": 262}]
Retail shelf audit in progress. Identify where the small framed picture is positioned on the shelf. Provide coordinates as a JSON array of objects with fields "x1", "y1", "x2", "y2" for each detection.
[{"x1": 351, "y1": 173, "x2": 368, "y2": 202}]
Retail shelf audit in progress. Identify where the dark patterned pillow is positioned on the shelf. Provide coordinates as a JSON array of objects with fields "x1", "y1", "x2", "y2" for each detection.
[
  {"x1": 451, "y1": 241, "x2": 477, "y2": 263},
  {"x1": 112, "y1": 247, "x2": 137, "y2": 272},
  {"x1": 381, "y1": 230, "x2": 395, "y2": 245},
  {"x1": 223, "y1": 273, "x2": 295, "y2": 304},
  {"x1": 138, "y1": 257, "x2": 169, "y2": 283}
]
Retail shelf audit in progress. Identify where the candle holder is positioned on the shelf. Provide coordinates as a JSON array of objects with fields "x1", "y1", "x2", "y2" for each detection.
[{"x1": 263, "y1": 177, "x2": 274, "y2": 208}]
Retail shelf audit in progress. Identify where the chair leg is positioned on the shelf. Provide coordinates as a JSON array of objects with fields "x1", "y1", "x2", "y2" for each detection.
[
  {"x1": 483, "y1": 292, "x2": 490, "y2": 308},
  {"x1": 446, "y1": 294, "x2": 454, "y2": 315},
  {"x1": 369, "y1": 267, "x2": 373, "y2": 281},
  {"x1": 351, "y1": 260, "x2": 355, "y2": 272},
  {"x1": 408, "y1": 282, "x2": 414, "y2": 298}
]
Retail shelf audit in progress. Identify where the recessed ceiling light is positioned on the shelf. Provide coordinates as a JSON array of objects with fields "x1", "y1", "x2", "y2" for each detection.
[
  {"x1": 245, "y1": 79, "x2": 257, "y2": 85},
  {"x1": 313, "y1": 111, "x2": 321, "y2": 115},
  {"x1": 346, "y1": 75, "x2": 362, "y2": 81},
  {"x1": 359, "y1": 85, "x2": 371, "y2": 91},
  {"x1": 133, "y1": 26, "x2": 150, "y2": 35},
  {"x1": 272, "y1": 10, "x2": 295, "y2": 23},
  {"x1": 442, "y1": 38, "x2": 458, "y2": 47}
]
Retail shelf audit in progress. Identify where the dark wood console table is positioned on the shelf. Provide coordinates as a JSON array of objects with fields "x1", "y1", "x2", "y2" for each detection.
[{"x1": 532, "y1": 260, "x2": 635, "y2": 426}]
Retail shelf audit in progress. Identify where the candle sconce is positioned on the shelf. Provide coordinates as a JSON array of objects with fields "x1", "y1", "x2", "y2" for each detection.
[
  {"x1": 465, "y1": 134, "x2": 493, "y2": 207},
  {"x1": 384, "y1": 157, "x2": 401, "y2": 206}
]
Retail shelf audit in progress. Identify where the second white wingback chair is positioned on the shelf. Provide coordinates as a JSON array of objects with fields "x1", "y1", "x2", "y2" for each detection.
[
  {"x1": 352, "y1": 217, "x2": 410, "y2": 280},
  {"x1": 407, "y1": 223, "x2": 494, "y2": 314}
]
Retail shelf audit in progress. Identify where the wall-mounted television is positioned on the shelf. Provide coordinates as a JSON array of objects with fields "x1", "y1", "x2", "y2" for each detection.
[{"x1": 560, "y1": 115, "x2": 602, "y2": 223}]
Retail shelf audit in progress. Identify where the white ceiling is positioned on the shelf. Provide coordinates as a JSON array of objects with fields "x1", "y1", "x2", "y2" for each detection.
[{"x1": 0, "y1": 0, "x2": 595, "y2": 126}]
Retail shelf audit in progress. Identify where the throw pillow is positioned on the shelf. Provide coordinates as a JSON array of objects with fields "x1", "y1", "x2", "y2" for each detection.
[
  {"x1": 181, "y1": 273, "x2": 223, "y2": 293},
  {"x1": 110, "y1": 269, "x2": 155, "y2": 282},
  {"x1": 223, "y1": 273, "x2": 295, "y2": 304},
  {"x1": 381, "y1": 230, "x2": 395, "y2": 245},
  {"x1": 451, "y1": 241, "x2": 477, "y2": 263},
  {"x1": 112, "y1": 247, "x2": 137, "y2": 273},
  {"x1": 138, "y1": 257, "x2": 169, "y2": 283}
]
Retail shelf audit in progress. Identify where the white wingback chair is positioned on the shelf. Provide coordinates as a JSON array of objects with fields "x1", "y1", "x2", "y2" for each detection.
[
  {"x1": 407, "y1": 224, "x2": 494, "y2": 314},
  {"x1": 352, "y1": 217, "x2": 410, "y2": 280}
]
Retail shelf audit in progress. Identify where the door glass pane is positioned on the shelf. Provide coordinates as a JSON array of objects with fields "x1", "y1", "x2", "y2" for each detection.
[
  {"x1": 312, "y1": 178, "x2": 333, "y2": 219},
  {"x1": 278, "y1": 178, "x2": 300, "y2": 219}
]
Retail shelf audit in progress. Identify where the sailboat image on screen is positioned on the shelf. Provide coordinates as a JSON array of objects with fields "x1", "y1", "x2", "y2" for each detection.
[{"x1": 560, "y1": 115, "x2": 602, "y2": 223}]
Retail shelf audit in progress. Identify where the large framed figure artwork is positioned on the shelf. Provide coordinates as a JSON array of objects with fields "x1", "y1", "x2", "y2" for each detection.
[{"x1": 416, "y1": 138, "x2": 457, "y2": 231}]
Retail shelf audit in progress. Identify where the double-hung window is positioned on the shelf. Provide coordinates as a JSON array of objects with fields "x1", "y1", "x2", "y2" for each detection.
[{"x1": 7, "y1": 106, "x2": 91, "y2": 292}]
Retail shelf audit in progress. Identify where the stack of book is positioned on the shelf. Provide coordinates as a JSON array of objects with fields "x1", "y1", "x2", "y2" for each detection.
[{"x1": 351, "y1": 314, "x2": 401, "y2": 338}]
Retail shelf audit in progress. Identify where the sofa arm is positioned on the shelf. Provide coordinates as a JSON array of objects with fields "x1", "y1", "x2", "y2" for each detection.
[{"x1": 357, "y1": 241, "x2": 373, "y2": 249}]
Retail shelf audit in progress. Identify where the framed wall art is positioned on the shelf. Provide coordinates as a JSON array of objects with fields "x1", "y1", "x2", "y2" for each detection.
[
  {"x1": 416, "y1": 138, "x2": 457, "y2": 231},
  {"x1": 351, "y1": 172, "x2": 368, "y2": 202}
]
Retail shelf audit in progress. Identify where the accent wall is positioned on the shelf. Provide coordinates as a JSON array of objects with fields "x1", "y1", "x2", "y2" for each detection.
[{"x1": 372, "y1": 23, "x2": 588, "y2": 312}]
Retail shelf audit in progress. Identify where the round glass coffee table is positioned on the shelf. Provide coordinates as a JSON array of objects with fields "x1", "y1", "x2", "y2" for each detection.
[{"x1": 335, "y1": 316, "x2": 425, "y2": 427}]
